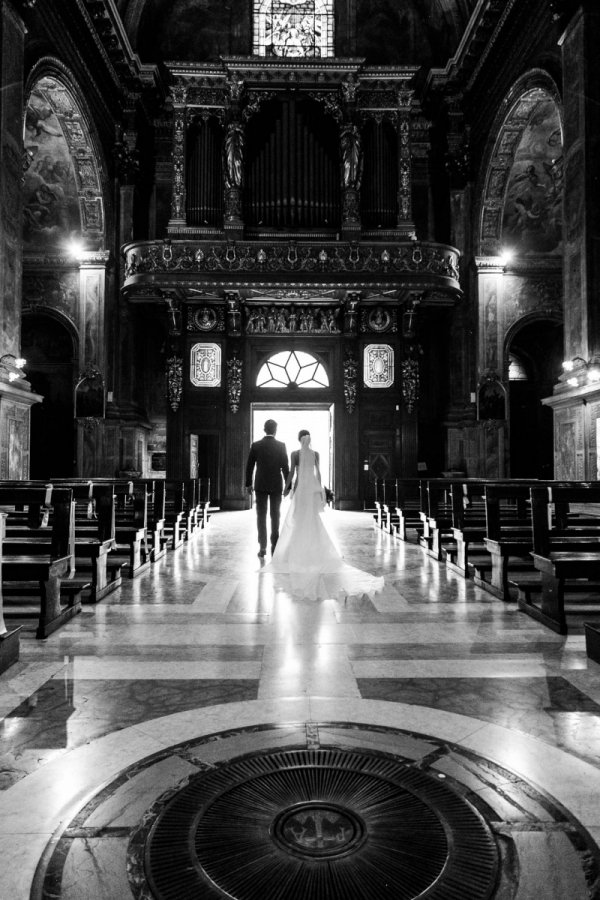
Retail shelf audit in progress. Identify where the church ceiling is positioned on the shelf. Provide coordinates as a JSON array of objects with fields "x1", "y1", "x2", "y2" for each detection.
[{"x1": 114, "y1": 0, "x2": 478, "y2": 67}]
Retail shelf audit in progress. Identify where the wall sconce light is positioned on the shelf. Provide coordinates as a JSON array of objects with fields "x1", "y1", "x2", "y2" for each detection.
[
  {"x1": 500, "y1": 248, "x2": 514, "y2": 266},
  {"x1": 562, "y1": 356, "x2": 600, "y2": 387},
  {"x1": 67, "y1": 238, "x2": 86, "y2": 259},
  {"x1": 0, "y1": 353, "x2": 26, "y2": 382}
]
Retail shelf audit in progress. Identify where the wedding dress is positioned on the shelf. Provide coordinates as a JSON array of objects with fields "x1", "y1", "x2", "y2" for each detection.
[{"x1": 262, "y1": 436, "x2": 384, "y2": 601}]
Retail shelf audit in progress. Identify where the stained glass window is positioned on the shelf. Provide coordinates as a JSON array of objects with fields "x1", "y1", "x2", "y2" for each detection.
[
  {"x1": 257, "y1": 350, "x2": 329, "y2": 388},
  {"x1": 364, "y1": 344, "x2": 394, "y2": 388},
  {"x1": 190, "y1": 343, "x2": 221, "y2": 387},
  {"x1": 253, "y1": 0, "x2": 334, "y2": 59}
]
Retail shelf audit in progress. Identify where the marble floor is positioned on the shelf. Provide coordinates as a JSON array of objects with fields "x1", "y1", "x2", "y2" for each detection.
[{"x1": 1, "y1": 509, "x2": 600, "y2": 898}]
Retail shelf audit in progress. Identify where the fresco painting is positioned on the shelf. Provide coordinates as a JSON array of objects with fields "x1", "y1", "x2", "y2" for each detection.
[
  {"x1": 23, "y1": 90, "x2": 81, "y2": 250},
  {"x1": 501, "y1": 100, "x2": 563, "y2": 254}
]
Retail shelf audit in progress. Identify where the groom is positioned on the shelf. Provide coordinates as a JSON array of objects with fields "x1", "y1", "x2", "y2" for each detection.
[{"x1": 245, "y1": 419, "x2": 290, "y2": 557}]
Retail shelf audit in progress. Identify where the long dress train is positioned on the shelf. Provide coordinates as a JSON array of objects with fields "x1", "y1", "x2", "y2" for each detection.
[{"x1": 262, "y1": 437, "x2": 384, "y2": 601}]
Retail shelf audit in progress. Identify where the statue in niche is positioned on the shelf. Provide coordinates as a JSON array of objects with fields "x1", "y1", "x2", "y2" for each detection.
[
  {"x1": 223, "y1": 121, "x2": 245, "y2": 190},
  {"x1": 341, "y1": 123, "x2": 363, "y2": 191}
]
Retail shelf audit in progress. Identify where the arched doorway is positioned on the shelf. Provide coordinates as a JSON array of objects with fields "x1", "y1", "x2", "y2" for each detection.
[
  {"x1": 21, "y1": 313, "x2": 76, "y2": 478},
  {"x1": 507, "y1": 318, "x2": 562, "y2": 478}
]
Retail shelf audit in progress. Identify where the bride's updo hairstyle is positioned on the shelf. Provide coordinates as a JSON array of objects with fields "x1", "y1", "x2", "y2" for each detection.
[{"x1": 298, "y1": 429, "x2": 310, "y2": 441}]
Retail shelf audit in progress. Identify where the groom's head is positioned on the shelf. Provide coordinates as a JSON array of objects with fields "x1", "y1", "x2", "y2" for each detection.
[{"x1": 264, "y1": 419, "x2": 277, "y2": 435}]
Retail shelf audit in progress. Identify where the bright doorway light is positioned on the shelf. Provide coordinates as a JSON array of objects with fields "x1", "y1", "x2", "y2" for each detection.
[{"x1": 252, "y1": 406, "x2": 332, "y2": 488}]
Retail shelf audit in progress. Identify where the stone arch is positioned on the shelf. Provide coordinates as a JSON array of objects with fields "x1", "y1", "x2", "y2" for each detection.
[
  {"x1": 23, "y1": 59, "x2": 107, "y2": 253},
  {"x1": 477, "y1": 70, "x2": 563, "y2": 257}
]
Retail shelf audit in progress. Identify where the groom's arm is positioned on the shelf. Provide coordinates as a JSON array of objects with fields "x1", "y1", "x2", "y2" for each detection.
[
  {"x1": 245, "y1": 444, "x2": 256, "y2": 489},
  {"x1": 281, "y1": 444, "x2": 291, "y2": 493}
]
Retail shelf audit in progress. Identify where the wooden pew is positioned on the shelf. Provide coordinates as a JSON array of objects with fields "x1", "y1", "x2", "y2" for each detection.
[
  {"x1": 112, "y1": 480, "x2": 152, "y2": 576},
  {"x1": 394, "y1": 480, "x2": 425, "y2": 542},
  {"x1": 0, "y1": 512, "x2": 21, "y2": 673},
  {"x1": 163, "y1": 480, "x2": 187, "y2": 549},
  {"x1": 448, "y1": 480, "x2": 536, "y2": 581},
  {"x1": 419, "y1": 478, "x2": 483, "y2": 560},
  {"x1": 372, "y1": 479, "x2": 388, "y2": 530},
  {"x1": 198, "y1": 476, "x2": 212, "y2": 528},
  {"x1": 4, "y1": 480, "x2": 122, "y2": 604},
  {"x1": 0, "y1": 485, "x2": 84, "y2": 638},
  {"x1": 475, "y1": 483, "x2": 535, "y2": 599},
  {"x1": 519, "y1": 484, "x2": 600, "y2": 634},
  {"x1": 138, "y1": 478, "x2": 167, "y2": 562},
  {"x1": 446, "y1": 480, "x2": 489, "y2": 575}
]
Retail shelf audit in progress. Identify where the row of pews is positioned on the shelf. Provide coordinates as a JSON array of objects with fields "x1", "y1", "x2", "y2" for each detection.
[
  {"x1": 372, "y1": 477, "x2": 600, "y2": 656},
  {"x1": 0, "y1": 477, "x2": 212, "y2": 673}
]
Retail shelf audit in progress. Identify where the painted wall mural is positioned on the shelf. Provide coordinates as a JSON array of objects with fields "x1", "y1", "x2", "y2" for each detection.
[
  {"x1": 501, "y1": 100, "x2": 563, "y2": 254},
  {"x1": 23, "y1": 89, "x2": 81, "y2": 251}
]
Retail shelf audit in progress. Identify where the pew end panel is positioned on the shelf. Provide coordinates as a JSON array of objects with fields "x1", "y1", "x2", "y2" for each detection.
[{"x1": 0, "y1": 512, "x2": 21, "y2": 673}]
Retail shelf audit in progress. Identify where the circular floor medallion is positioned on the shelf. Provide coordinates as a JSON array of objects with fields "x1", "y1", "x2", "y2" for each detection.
[{"x1": 145, "y1": 748, "x2": 498, "y2": 900}]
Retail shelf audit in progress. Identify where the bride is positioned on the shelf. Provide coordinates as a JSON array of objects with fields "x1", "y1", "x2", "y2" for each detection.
[{"x1": 262, "y1": 430, "x2": 384, "y2": 601}]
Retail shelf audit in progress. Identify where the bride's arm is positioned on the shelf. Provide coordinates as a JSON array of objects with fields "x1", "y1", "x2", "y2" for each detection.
[
  {"x1": 284, "y1": 451, "x2": 297, "y2": 494},
  {"x1": 314, "y1": 451, "x2": 323, "y2": 485}
]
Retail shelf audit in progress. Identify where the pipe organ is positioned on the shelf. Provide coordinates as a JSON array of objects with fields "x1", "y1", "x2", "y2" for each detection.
[{"x1": 244, "y1": 97, "x2": 340, "y2": 230}]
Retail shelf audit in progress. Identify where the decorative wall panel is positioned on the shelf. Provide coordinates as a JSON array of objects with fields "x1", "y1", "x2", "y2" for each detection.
[
  {"x1": 190, "y1": 342, "x2": 222, "y2": 387},
  {"x1": 364, "y1": 344, "x2": 394, "y2": 388}
]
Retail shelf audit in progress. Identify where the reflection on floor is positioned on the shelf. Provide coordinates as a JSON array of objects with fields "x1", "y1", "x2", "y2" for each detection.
[{"x1": 1, "y1": 509, "x2": 600, "y2": 899}]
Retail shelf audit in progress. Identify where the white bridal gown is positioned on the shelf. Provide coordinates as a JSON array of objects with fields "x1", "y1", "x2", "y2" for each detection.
[{"x1": 262, "y1": 436, "x2": 384, "y2": 601}]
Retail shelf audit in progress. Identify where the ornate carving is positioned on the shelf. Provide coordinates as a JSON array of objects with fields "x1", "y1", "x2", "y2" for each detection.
[
  {"x1": 307, "y1": 91, "x2": 343, "y2": 122},
  {"x1": 223, "y1": 121, "x2": 245, "y2": 191},
  {"x1": 243, "y1": 90, "x2": 277, "y2": 121},
  {"x1": 225, "y1": 292, "x2": 242, "y2": 334},
  {"x1": 340, "y1": 124, "x2": 363, "y2": 191},
  {"x1": 170, "y1": 83, "x2": 188, "y2": 106},
  {"x1": 401, "y1": 357, "x2": 419, "y2": 413},
  {"x1": 245, "y1": 304, "x2": 340, "y2": 334},
  {"x1": 188, "y1": 306, "x2": 220, "y2": 332},
  {"x1": 166, "y1": 355, "x2": 183, "y2": 412},
  {"x1": 397, "y1": 114, "x2": 412, "y2": 224},
  {"x1": 360, "y1": 306, "x2": 397, "y2": 333},
  {"x1": 124, "y1": 241, "x2": 461, "y2": 281},
  {"x1": 169, "y1": 108, "x2": 186, "y2": 223},
  {"x1": 343, "y1": 354, "x2": 358, "y2": 414},
  {"x1": 344, "y1": 293, "x2": 360, "y2": 334},
  {"x1": 227, "y1": 356, "x2": 243, "y2": 413}
]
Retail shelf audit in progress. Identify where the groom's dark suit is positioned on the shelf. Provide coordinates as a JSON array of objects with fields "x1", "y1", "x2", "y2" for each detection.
[{"x1": 245, "y1": 434, "x2": 290, "y2": 554}]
